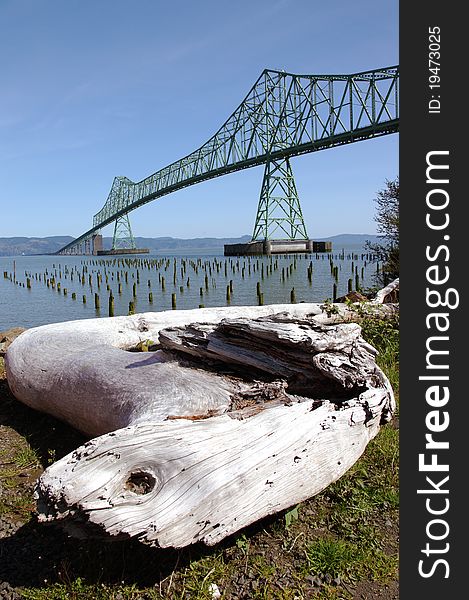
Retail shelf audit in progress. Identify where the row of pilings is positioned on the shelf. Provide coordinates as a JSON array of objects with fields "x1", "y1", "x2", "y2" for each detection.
[{"x1": 2, "y1": 251, "x2": 386, "y2": 318}]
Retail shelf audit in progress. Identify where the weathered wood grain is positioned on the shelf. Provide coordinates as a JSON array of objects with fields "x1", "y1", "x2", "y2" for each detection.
[
  {"x1": 5, "y1": 302, "x2": 396, "y2": 548},
  {"x1": 37, "y1": 386, "x2": 390, "y2": 547}
]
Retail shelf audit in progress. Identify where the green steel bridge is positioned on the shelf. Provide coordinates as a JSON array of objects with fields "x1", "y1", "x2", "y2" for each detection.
[{"x1": 57, "y1": 65, "x2": 399, "y2": 255}]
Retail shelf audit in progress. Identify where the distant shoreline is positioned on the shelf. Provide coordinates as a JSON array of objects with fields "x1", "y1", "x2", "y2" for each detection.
[{"x1": 0, "y1": 233, "x2": 380, "y2": 257}]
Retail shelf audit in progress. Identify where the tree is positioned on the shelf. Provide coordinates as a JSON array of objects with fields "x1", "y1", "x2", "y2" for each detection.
[{"x1": 366, "y1": 177, "x2": 399, "y2": 286}]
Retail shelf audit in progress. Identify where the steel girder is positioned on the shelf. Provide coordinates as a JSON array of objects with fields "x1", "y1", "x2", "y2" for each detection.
[
  {"x1": 57, "y1": 65, "x2": 399, "y2": 254},
  {"x1": 252, "y1": 158, "x2": 308, "y2": 241},
  {"x1": 112, "y1": 214, "x2": 136, "y2": 250}
]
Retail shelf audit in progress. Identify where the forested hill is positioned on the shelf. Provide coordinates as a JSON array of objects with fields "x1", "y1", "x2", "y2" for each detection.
[{"x1": 0, "y1": 234, "x2": 379, "y2": 256}]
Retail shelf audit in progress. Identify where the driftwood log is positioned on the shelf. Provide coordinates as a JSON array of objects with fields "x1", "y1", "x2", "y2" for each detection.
[
  {"x1": 372, "y1": 277, "x2": 399, "y2": 304},
  {"x1": 5, "y1": 303, "x2": 395, "y2": 548}
]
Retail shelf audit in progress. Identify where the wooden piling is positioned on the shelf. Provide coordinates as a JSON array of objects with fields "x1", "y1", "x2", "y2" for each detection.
[{"x1": 108, "y1": 293, "x2": 114, "y2": 317}]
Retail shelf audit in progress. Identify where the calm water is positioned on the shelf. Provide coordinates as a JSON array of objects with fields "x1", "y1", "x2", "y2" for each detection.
[{"x1": 0, "y1": 246, "x2": 381, "y2": 331}]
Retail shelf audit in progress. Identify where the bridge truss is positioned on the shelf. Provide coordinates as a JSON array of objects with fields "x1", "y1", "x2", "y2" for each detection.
[{"x1": 58, "y1": 65, "x2": 399, "y2": 254}]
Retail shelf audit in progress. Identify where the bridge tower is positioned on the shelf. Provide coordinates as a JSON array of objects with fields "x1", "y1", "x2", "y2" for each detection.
[
  {"x1": 112, "y1": 214, "x2": 136, "y2": 251},
  {"x1": 251, "y1": 158, "x2": 308, "y2": 241}
]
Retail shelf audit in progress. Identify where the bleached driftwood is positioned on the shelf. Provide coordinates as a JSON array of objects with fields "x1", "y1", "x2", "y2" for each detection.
[
  {"x1": 5, "y1": 303, "x2": 384, "y2": 437},
  {"x1": 372, "y1": 277, "x2": 399, "y2": 304},
  {"x1": 5, "y1": 303, "x2": 395, "y2": 548},
  {"x1": 7, "y1": 304, "x2": 332, "y2": 436}
]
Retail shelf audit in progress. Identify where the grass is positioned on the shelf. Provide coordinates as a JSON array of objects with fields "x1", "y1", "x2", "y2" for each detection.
[
  {"x1": 0, "y1": 494, "x2": 36, "y2": 519},
  {"x1": 13, "y1": 445, "x2": 41, "y2": 470},
  {"x1": 20, "y1": 580, "x2": 144, "y2": 600},
  {"x1": 302, "y1": 306, "x2": 400, "y2": 588},
  {"x1": 1, "y1": 311, "x2": 399, "y2": 599},
  {"x1": 305, "y1": 537, "x2": 356, "y2": 579}
]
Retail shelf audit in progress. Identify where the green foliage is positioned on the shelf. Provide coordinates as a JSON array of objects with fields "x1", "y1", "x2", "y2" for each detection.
[
  {"x1": 136, "y1": 339, "x2": 154, "y2": 352},
  {"x1": 306, "y1": 537, "x2": 356, "y2": 578},
  {"x1": 0, "y1": 495, "x2": 35, "y2": 519},
  {"x1": 344, "y1": 301, "x2": 399, "y2": 400},
  {"x1": 320, "y1": 298, "x2": 340, "y2": 318},
  {"x1": 178, "y1": 553, "x2": 229, "y2": 599},
  {"x1": 366, "y1": 177, "x2": 399, "y2": 285},
  {"x1": 305, "y1": 535, "x2": 397, "y2": 583},
  {"x1": 306, "y1": 310, "x2": 400, "y2": 585},
  {"x1": 21, "y1": 580, "x2": 142, "y2": 600},
  {"x1": 284, "y1": 504, "x2": 299, "y2": 529},
  {"x1": 47, "y1": 447, "x2": 57, "y2": 465},
  {"x1": 14, "y1": 445, "x2": 41, "y2": 469},
  {"x1": 235, "y1": 533, "x2": 250, "y2": 554}
]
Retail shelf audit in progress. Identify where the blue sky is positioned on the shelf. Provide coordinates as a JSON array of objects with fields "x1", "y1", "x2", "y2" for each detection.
[{"x1": 0, "y1": 0, "x2": 398, "y2": 240}]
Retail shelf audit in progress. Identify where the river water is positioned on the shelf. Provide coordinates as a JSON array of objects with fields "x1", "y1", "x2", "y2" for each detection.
[{"x1": 0, "y1": 245, "x2": 381, "y2": 331}]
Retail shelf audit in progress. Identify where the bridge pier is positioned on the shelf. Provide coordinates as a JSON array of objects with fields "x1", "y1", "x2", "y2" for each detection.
[
  {"x1": 92, "y1": 234, "x2": 103, "y2": 255},
  {"x1": 224, "y1": 239, "x2": 331, "y2": 256},
  {"x1": 95, "y1": 214, "x2": 149, "y2": 255},
  {"x1": 225, "y1": 156, "x2": 332, "y2": 255}
]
